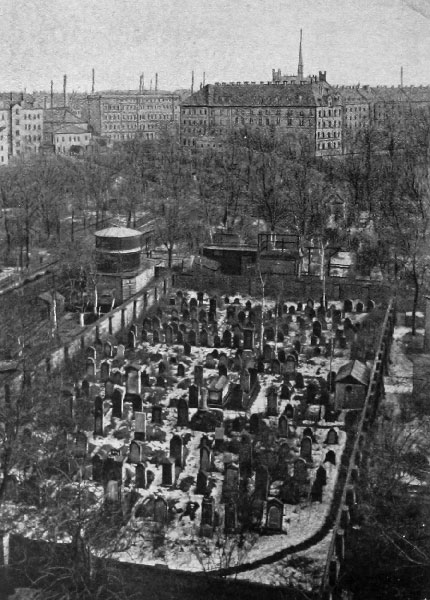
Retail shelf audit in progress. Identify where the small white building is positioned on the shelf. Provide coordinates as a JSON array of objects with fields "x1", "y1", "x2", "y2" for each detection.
[
  {"x1": 335, "y1": 360, "x2": 370, "y2": 410},
  {"x1": 54, "y1": 124, "x2": 91, "y2": 155}
]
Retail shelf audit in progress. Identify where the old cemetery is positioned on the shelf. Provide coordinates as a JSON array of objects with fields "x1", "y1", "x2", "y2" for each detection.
[{"x1": 5, "y1": 291, "x2": 382, "y2": 585}]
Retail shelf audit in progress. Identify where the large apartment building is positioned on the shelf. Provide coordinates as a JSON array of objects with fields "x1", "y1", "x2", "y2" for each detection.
[
  {"x1": 0, "y1": 96, "x2": 43, "y2": 165},
  {"x1": 80, "y1": 81, "x2": 180, "y2": 143}
]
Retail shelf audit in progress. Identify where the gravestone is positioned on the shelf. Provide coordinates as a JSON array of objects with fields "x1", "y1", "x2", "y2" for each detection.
[
  {"x1": 201, "y1": 496, "x2": 215, "y2": 529},
  {"x1": 325, "y1": 450, "x2": 336, "y2": 465},
  {"x1": 284, "y1": 403, "x2": 295, "y2": 420},
  {"x1": 280, "y1": 384, "x2": 290, "y2": 400},
  {"x1": 177, "y1": 363, "x2": 185, "y2": 377},
  {"x1": 200, "y1": 446, "x2": 212, "y2": 472},
  {"x1": 169, "y1": 434, "x2": 184, "y2": 468},
  {"x1": 311, "y1": 478, "x2": 323, "y2": 502},
  {"x1": 326, "y1": 428, "x2": 339, "y2": 445},
  {"x1": 194, "y1": 365, "x2": 204, "y2": 387},
  {"x1": 100, "y1": 360, "x2": 111, "y2": 382},
  {"x1": 128, "y1": 330, "x2": 136, "y2": 349},
  {"x1": 265, "y1": 498, "x2": 283, "y2": 533},
  {"x1": 154, "y1": 497, "x2": 168, "y2": 524},
  {"x1": 293, "y1": 457, "x2": 308, "y2": 484},
  {"x1": 200, "y1": 329, "x2": 209, "y2": 347},
  {"x1": 86, "y1": 358, "x2": 96, "y2": 380},
  {"x1": 129, "y1": 440, "x2": 145, "y2": 464},
  {"x1": 112, "y1": 388, "x2": 124, "y2": 419},
  {"x1": 135, "y1": 463, "x2": 146, "y2": 488},
  {"x1": 312, "y1": 320, "x2": 322, "y2": 338},
  {"x1": 254, "y1": 464, "x2": 270, "y2": 500},
  {"x1": 152, "y1": 404, "x2": 163, "y2": 425},
  {"x1": 134, "y1": 412, "x2": 147, "y2": 441},
  {"x1": 271, "y1": 358, "x2": 281, "y2": 375},
  {"x1": 222, "y1": 464, "x2": 239, "y2": 501},
  {"x1": 104, "y1": 341, "x2": 113, "y2": 358},
  {"x1": 285, "y1": 354, "x2": 297, "y2": 376},
  {"x1": 184, "y1": 342, "x2": 192, "y2": 356},
  {"x1": 315, "y1": 465, "x2": 327, "y2": 486},
  {"x1": 249, "y1": 413, "x2": 261, "y2": 435},
  {"x1": 222, "y1": 330, "x2": 232, "y2": 348},
  {"x1": 165, "y1": 325, "x2": 173, "y2": 345},
  {"x1": 177, "y1": 397, "x2": 189, "y2": 427},
  {"x1": 189, "y1": 384, "x2": 199, "y2": 408},
  {"x1": 243, "y1": 329, "x2": 254, "y2": 350},
  {"x1": 196, "y1": 470, "x2": 208, "y2": 495},
  {"x1": 267, "y1": 387, "x2": 278, "y2": 417},
  {"x1": 153, "y1": 330, "x2": 160, "y2": 344},
  {"x1": 344, "y1": 299, "x2": 353, "y2": 313},
  {"x1": 300, "y1": 436, "x2": 313, "y2": 462}
]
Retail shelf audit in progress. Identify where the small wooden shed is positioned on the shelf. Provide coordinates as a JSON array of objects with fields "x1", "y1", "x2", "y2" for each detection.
[{"x1": 335, "y1": 360, "x2": 370, "y2": 409}]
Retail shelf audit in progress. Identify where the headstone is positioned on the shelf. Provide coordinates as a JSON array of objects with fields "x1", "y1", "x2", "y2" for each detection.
[
  {"x1": 222, "y1": 330, "x2": 232, "y2": 348},
  {"x1": 200, "y1": 446, "x2": 212, "y2": 472},
  {"x1": 135, "y1": 463, "x2": 146, "y2": 488},
  {"x1": 189, "y1": 384, "x2": 199, "y2": 408},
  {"x1": 134, "y1": 412, "x2": 147, "y2": 441},
  {"x1": 92, "y1": 455, "x2": 103, "y2": 482},
  {"x1": 184, "y1": 341, "x2": 192, "y2": 356},
  {"x1": 177, "y1": 363, "x2": 185, "y2": 377},
  {"x1": 100, "y1": 360, "x2": 111, "y2": 382},
  {"x1": 267, "y1": 387, "x2": 278, "y2": 417},
  {"x1": 152, "y1": 404, "x2": 163, "y2": 425},
  {"x1": 278, "y1": 415, "x2": 289, "y2": 437},
  {"x1": 129, "y1": 440, "x2": 145, "y2": 464},
  {"x1": 293, "y1": 457, "x2": 308, "y2": 484},
  {"x1": 196, "y1": 470, "x2": 208, "y2": 495},
  {"x1": 285, "y1": 354, "x2": 297, "y2": 375},
  {"x1": 224, "y1": 501, "x2": 238, "y2": 533},
  {"x1": 154, "y1": 497, "x2": 168, "y2": 524},
  {"x1": 300, "y1": 436, "x2": 313, "y2": 462},
  {"x1": 188, "y1": 329, "x2": 197, "y2": 346},
  {"x1": 265, "y1": 498, "x2": 283, "y2": 533},
  {"x1": 201, "y1": 496, "x2": 215, "y2": 528},
  {"x1": 112, "y1": 388, "x2": 124, "y2": 419},
  {"x1": 194, "y1": 365, "x2": 204, "y2": 387},
  {"x1": 177, "y1": 397, "x2": 189, "y2": 427},
  {"x1": 249, "y1": 413, "x2": 261, "y2": 435},
  {"x1": 344, "y1": 299, "x2": 353, "y2": 313},
  {"x1": 324, "y1": 450, "x2": 336, "y2": 465},
  {"x1": 170, "y1": 434, "x2": 184, "y2": 468},
  {"x1": 254, "y1": 464, "x2": 270, "y2": 500},
  {"x1": 280, "y1": 384, "x2": 290, "y2": 400},
  {"x1": 326, "y1": 428, "x2": 339, "y2": 445}
]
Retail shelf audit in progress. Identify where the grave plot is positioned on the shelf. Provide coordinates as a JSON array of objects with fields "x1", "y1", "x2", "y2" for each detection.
[{"x1": 8, "y1": 290, "x2": 379, "y2": 584}]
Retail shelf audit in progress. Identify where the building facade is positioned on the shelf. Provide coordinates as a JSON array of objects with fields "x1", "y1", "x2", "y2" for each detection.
[
  {"x1": 53, "y1": 124, "x2": 92, "y2": 155},
  {"x1": 81, "y1": 88, "x2": 180, "y2": 143}
]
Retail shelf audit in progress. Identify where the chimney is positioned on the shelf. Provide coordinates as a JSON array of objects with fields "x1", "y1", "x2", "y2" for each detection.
[
  {"x1": 92, "y1": 68, "x2": 95, "y2": 94},
  {"x1": 63, "y1": 75, "x2": 67, "y2": 107},
  {"x1": 44, "y1": 96, "x2": 47, "y2": 110},
  {"x1": 400, "y1": 66, "x2": 404, "y2": 88},
  {"x1": 155, "y1": 73, "x2": 158, "y2": 92},
  {"x1": 191, "y1": 70, "x2": 194, "y2": 95},
  {"x1": 50, "y1": 80, "x2": 54, "y2": 108},
  {"x1": 203, "y1": 71, "x2": 206, "y2": 87}
]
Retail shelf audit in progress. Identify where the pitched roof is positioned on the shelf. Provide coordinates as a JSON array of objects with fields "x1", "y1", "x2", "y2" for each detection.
[
  {"x1": 44, "y1": 107, "x2": 85, "y2": 124},
  {"x1": 54, "y1": 124, "x2": 89, "y2": 135},
  {"x1": 335, "y1": 360, "x2": 370, "y2": 385},
  {"x1": 183, "y1": 83, "x2": 323, "y2": 108}
]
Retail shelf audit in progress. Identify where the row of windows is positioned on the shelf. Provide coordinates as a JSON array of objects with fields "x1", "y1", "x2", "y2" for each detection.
[
  {"x1": 317, "y1": 141, "x2": 341, "y2": 150},
  {"x1": 57, "y1": 135, "x2": 89, "y2": 142},
  {"x1": 317, "y1": 131, "x2": 341, "y2": 139},
  {"x1": 318, "y1": 120, "x2": 341, "y2": 128},
  {"x1": 102, "y1": 102, "x2": 174, "y2": 111},
  {"x1": 23, "y1": 124, "x2": 41, "y2": 130},
  {"x1": 24, "y1": 135, "x2": 41, "y2": 142},
  {"x1": 346, "y1": 106, "x2": 368, "y2": 112},
  {"x1": 318, "y1": 108, "x2": 341, "y2": 117}
]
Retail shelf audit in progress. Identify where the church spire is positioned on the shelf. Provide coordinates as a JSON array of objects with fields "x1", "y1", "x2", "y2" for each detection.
[{"x1": 297, "y1": 29, "x2": 304, "y2": 82}]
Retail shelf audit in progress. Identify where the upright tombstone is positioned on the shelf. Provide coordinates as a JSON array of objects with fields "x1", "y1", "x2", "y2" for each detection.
[
  {"x1": 92, "y1": 455, "x2": 103, "y2": 482},
  {"x1": 344, "y1": 299, "x2": 353, "y2": 313},
  {"x1": 177, "y1": 363, "x2": 185, "y2": 377},
  {"x1": 112, "y1": 388, "x2": 125, "y2": 419},
  {"x1": 86, "y1": 357, "x2": 96, "y2": 381},
  {"x1": 165, "y1": 325, "x2": 174, "y2": 345},
  {"x1": 177, "y1": 397, "x2": 189, "y2": 427},
  {"x1": 249, "y1": 413, "x2": 262, "y2": 435},
  {"x1": 104, "y1": 340, "x2": 114, "y2": 358},
  {"x1": 194, "y1": 365, "x2": 204, "y2": 387},
  {"x1": 152, "y1": 404, "x2": 163, "y2": 425},
  {"x1": 300, "y1": 436, "x2": 313, "y2": 463},
  {"x1": 243, "y1": 328, "x2": 254, "y2": 350},
  {"x1": 134, "y1": 412, "x2": 147, "y2": 441},
  {"x1": 293, "y1": 457, "x2": 308, "y2": 485},
  {"x1": 129, "y1": 440, "x2": 145, "y2": 464},
  {"x1": 161, "y1": 457, "x2": 175, "y2": 486},
  {"x1": 326, "y1": 428, "x2": 339, "y2": 445},
  {"x1": 201, "y1": 495, "x2": 215, "y2": 528},
  {"x1": 125, "y1": 365, "x2": 141, "y2": 396},
  {"x1": 278, "y1": 415, "x2": 289, "y2": 437},
  {"x1": 265, "y1": 498, "x2": 283, "y2": 533},
  {"x1": 196, "y1": 470, "x2": 208, "y2": 495},
  {"x1": 200, "y1": 445, "x2": 212, "y2": 472},
  {"x1": 128, "y1": 330, "x2": 136, "y2": 349},
  {"x1": 254, "y1": 464, "x2": 270, "y2": 500},
  {"x1": 222, "y1": 330, "x2": 232, "y2": 348},
  {"x1": 188, "y1": 384, "x2": 199, "y2": 409},
  {"x1": 285, "y1": 354, "x2": 297, "y2": 376},
  {"x1": 222, "y1": 464, "x2": 239, "y2": 502},
  {"x1": 267, "y1": 387, "x2": 278, "y2": 417},
  {"x1": 135, "y1": 463, "x2": 146, "y2": 488},
  {"x1": 184, "y1": 341, "x2": 192, "y2": 356},
  {"x1": 100, "y1": 360, "x2": 111, "y2": 382},
  {"x1": 170, "y1": 434, "x2": 184, "y2": 468}
]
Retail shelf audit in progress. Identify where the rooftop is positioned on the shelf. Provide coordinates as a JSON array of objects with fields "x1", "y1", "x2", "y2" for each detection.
[
  {"x1": 95, "y1": 226, "x2": 143, "y2": 238},
  {"x1": 335, "y1": 360, "x2": 370, "y2": 385}
]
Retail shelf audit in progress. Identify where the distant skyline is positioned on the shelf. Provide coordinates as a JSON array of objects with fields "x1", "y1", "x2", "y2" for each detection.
[{"x1": 1, "y1": 0, "x2": 430, "y2": 93}]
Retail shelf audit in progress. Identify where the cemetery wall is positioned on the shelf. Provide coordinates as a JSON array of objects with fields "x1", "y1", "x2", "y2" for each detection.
[
  {"x1": 1, "y1": 533, "x2": 316, "y2": 600},
  {"x1": 320, "y1": 297, "x2": 396, "y2": 598},
  {"x1": 174, "y1": 273, "x2": 393, "y2": 304},
  {"x1": 0, "y1": 274, "x2": 172, "y2": 402}
]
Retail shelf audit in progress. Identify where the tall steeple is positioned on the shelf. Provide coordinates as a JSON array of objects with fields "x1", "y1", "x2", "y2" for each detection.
[{"x1": 297, "y1": 29, "x2": 304, "y2": 82}]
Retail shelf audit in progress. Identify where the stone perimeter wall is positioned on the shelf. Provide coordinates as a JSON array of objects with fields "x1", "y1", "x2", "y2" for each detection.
[{"x1": 320, "y1": 297, "x2": 396, "y2": 599}]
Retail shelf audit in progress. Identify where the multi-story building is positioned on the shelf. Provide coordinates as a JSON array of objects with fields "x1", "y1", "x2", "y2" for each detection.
[
  {"x1": 80, "y1": 81, "x2": 180, "y2": 143},
  {"x1": 0, "y1": 96, "x2": 43, "y2": 164},
  {"x1": 181, "y1": 32, "x2": 342, "y2": 157},
  {"x1": 53, "y1": 124, "x2": 92, "y2": 155},
  {"x1": 43, "y1": 107, "x2": 91, "y2": 153},
  {"x1": 181, "y1": 78, "x2": 342, "y2": 157}
]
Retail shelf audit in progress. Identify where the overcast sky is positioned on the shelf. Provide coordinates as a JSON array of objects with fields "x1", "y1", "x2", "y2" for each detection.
[{"x1": 1, "y1": 0, "x2": 430, "y2": 93}]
